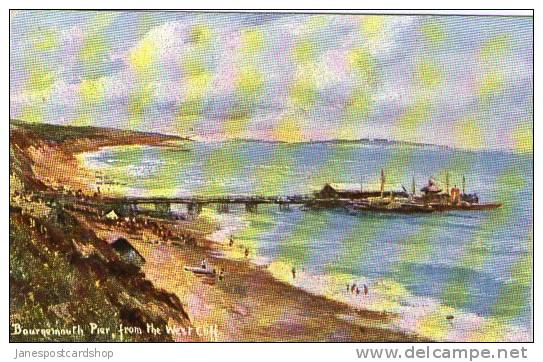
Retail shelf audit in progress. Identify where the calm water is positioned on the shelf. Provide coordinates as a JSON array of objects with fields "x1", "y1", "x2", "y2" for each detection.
[{"x1": 81, "y1": 141, "x2": 533, "y2": 336}]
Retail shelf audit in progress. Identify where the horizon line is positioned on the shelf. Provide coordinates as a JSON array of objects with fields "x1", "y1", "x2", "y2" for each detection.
[{"x1": 10, "y1": 118, "x2": 532, "y2": 155}]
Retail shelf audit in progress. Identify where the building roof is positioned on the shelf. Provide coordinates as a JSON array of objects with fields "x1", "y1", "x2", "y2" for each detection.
[
  {"x1": 421, "y1": 185, "x2": 442, "y2": 193},
  {"x1": 111, "y1": 237, "x2": 132, "y2": 249},
  {"x1": 325, "y1": 183, "x2": 363, "y2": 193},
  {"x1": 111, "y1": 237, "x2": 145, "y2": 263}
]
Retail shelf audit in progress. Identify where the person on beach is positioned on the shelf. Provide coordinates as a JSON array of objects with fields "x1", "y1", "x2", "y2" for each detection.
[
  {"x1": 351, "y1": 283, "x2": 357, "y2": 293},
  {"x1": 244, "y1": 248, "x2": 249, "y2": 258},
  {"x1": 201, "y1": 259, "x2": 208, "y2": 269},
  {"x1": 229, "y1": 235, "x2": 234, "y2": 247},
  {"x1": 363, "y1": 284, "x2": 368, "y2": 295},
  {"x1": 291, "y1": 267, "x2": 296, "y2": 279},
  {"x1": 355, "y1": 287, "x2": 360, "y2": 295}
]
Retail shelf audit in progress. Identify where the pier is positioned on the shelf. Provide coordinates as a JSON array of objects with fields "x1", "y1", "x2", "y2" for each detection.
[
  {"x1": 44, "y1": 193, "x2": 319, "y2": 216},
  {"x1": 103, "y1": 194, "x2": 317, "y2": 215},
  {"x1": 42, "y1": 189, "x2": 501, "y2": 218},
  {"x1": 40, "y1": 169, "x2": 501, "y2": 217}
]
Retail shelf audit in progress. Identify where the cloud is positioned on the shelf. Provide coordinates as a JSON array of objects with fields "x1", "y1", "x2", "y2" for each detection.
[{"x1": 10, "y1": 12, "x2": 533, "y2": 150}]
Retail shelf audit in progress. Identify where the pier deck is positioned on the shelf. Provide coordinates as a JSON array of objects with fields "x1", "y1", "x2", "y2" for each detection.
[{"x1": 40, "y1": 191, "x2": 501, "y2": 216}]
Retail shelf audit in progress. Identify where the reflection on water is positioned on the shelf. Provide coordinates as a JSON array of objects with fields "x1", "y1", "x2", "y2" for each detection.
[{"x1": 80, "y1": 141, "x2": 533, "y2": 341}]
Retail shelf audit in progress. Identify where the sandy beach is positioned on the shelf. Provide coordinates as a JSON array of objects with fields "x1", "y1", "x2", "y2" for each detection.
[{"x1": 9, "y1": 120, "x2": 429, "y2": 342}]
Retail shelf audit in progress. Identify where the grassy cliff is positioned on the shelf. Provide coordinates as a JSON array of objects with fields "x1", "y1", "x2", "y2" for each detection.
[{"x1": 9, "y1": 120, "x2": 194, "y2": 342}]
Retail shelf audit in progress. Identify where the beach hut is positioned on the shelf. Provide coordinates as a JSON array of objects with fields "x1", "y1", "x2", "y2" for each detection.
[
  {"x1": 105, "y1": 210, "x2": 119, "y2": 220},
  {"x1": 110, "y1": 237, "x2": 145, "y2": 267}
]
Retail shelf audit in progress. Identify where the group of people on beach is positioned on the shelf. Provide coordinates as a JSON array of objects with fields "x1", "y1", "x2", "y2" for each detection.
[
  {"x1": 228, "y1": 235, "x2": 250, "y2": 259},
  {"x1": 347, "y1": 282, "x2": 369, "y2": 296}
]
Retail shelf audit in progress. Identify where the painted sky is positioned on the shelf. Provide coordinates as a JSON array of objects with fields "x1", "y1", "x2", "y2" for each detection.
[{"x1": 10, "y1": 11, "x2": 533, "y2": 151}]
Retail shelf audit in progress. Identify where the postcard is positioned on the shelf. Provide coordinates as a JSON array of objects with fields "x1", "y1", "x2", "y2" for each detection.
[{"x1": 9, "y1": 10, "x2": 533, "y2": 343}]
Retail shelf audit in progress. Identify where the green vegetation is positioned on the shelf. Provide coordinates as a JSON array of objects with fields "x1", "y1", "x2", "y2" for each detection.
[{"x1": 9, "y1": 121, "x2": 192, "y2": 342}]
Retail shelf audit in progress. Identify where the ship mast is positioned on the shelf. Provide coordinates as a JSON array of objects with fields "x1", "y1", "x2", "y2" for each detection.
[{"x1": 380, "y1": 169, "x2": 385, "y2": 199}]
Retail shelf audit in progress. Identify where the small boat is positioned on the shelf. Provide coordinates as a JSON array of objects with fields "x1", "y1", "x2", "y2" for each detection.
[
  {"x1": 352, "y1": 200, "x2": 436, "y2": 214},
  {"x1": 429, "y1": 202, "x2": 502, "y2": 211},
  {"x1": 184, "y1": 266, "x2": 216, "y2": 275}
]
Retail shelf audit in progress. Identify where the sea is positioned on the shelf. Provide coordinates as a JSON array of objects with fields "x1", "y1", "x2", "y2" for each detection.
[{"x1": 78, "y1": 140, "x2": 533, "y2": 341}]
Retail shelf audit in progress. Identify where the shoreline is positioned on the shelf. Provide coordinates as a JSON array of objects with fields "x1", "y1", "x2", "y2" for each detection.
[
  {"x1": 11, "y1": 121, "x2": 529, "y2": 341},
  {"x1": 10, "y1": 121, "x2": 426, "y2": 342},
  {"x1": 73, "y1": 153, "x2": 530, "y2": 342},
  {"x1": 13, "y1": 121, "x2": 527, "y2": 341},
  {"x1": 202, "y1": 209, "x2": 531, "y2": 342}
]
